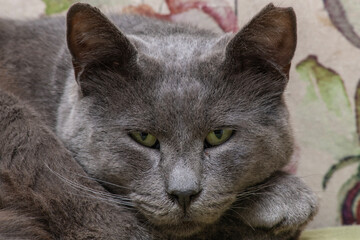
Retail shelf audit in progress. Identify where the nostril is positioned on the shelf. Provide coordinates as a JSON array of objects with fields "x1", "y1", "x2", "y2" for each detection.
[{"x1": 168, "y1": 189, "x2": 201, "y2": 210}]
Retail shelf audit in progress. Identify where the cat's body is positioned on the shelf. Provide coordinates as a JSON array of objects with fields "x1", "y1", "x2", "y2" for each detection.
[
  {"x1": 0, "y1": 3, "x2": 318, "y2": 239},
  {"x1": 0, "y1": 90, "x2": 150, "y2": 239}
]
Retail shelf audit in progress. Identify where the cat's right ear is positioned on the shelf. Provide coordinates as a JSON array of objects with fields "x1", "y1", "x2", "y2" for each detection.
[
  {"x1": 66, "y1": 3, "x2": 137, "y2": 95},
  {"x1": 225, "y1": 4, "x2": 296, "y2": 78}
]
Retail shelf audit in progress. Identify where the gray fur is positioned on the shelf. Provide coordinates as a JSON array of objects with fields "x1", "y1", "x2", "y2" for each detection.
[
  {"x1": 0, "y1": 90, "x2": 150, "y2": 239},
  {"x1": 0, "y1": 3, "x2": 318, "y2": 239}
]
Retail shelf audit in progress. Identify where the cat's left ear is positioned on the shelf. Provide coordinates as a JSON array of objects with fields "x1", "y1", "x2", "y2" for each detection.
[
  {"x1": 225, "y1": 3, "x2": 296, "y2": 77},
  {"x1": 66, "y1": 3, "x2": 137, "y2": 94}
]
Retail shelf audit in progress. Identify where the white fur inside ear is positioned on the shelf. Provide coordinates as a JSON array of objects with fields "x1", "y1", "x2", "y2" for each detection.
[{"x1": 56, "y1": 70, "x2": 90, "y2": 142}]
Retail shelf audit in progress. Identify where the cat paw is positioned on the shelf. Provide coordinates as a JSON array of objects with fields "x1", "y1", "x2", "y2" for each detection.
[
  {"x1": 255, "y1": 198, "x2": 316, "y2": 233},
  {"x1": 237, "y1": 173, "x2": 318, "y2": 236}
]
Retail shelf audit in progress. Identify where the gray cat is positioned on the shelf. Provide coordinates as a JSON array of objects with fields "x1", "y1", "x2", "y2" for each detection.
[{"x1": 0, "y1": 2, "x2": 318, "y2": 239}]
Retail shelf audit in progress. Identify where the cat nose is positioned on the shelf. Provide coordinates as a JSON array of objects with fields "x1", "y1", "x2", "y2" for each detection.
[
  {"x1": 168, "y1": 189, "x2": 201, "y2": 211},
  {"x1": 166, "y1": 162, "x2": 202, "y2": 210}
]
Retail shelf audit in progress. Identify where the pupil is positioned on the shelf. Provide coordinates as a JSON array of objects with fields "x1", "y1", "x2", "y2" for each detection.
[
  {"x1": 214, "y1": 130, "x2": 223, "y2": 139},
  {"x1": 140, "y1": 132, "x2": 148, "y2": 141}
]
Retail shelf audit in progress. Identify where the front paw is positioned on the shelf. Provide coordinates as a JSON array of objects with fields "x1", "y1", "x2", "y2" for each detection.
[{"x1": 237, "y1": 172, "x2": 318, "y2": 237}]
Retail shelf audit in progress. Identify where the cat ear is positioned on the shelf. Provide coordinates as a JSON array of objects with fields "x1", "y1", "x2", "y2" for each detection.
[
  {"x1": 66, "y1": 3, "x2": 137, "y2": 93},
  {"x1": 225, "y1": 4, "x2": 296, "y2": 77}
]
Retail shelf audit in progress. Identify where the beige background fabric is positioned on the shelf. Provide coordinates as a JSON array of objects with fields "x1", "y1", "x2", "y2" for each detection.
[{"x1": 1, "y1": 0, "x2": 360, "y2": 229}]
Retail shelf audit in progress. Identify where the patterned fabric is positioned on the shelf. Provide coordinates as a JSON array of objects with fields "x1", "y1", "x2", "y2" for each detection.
[{"x1": 300, "y1": 226, "x2": 360, "y2": 240}]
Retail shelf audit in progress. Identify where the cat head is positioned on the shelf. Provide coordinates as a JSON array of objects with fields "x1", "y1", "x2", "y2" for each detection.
[{"x1": 58, "y1": 3, "x2": 296, "y2": 236}]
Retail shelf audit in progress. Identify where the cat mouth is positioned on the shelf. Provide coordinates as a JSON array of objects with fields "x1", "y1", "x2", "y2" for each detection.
[
  {"x1": 133, "y1": 193, "x2": 236, "y2": 235},
  {"x1": 138, "y1": 207, "x2": 224, "y2": 237},
  {"x1": 136, "y1": 202, "x2": 222, "y2": 225},
  {"x1": 132, "y1": 191, "x2": 236, "y2": 237},
  {"x1": 134, "y1": 204, "x2": 213, "y2": 236}
]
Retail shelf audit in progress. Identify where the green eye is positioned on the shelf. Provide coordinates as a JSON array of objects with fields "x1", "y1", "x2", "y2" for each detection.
[
  {"x1": 130, "y1": 132, "x2": 159, "y2": 148},
  {"x1": 205, "y1": 128, "x2": 233, "y2": 147}
]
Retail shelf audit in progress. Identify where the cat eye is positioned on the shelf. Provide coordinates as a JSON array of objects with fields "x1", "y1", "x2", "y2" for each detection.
[
  {"x1": 130, "y1": 132, "x2": 160, "y2": 149},
  {"x1": 205, "y1": 128, "x2": 233, "y2": 148}
]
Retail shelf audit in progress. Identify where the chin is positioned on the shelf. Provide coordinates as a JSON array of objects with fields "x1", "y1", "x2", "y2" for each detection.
[{"x1": 154, "y1": 221, "x2": 207, "y2": 237}]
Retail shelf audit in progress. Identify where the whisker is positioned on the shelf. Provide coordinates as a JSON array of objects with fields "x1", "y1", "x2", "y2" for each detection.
[
  {"x1": 228, "y1": 208, "x2": 255, "y2": 231},
  {"x1": 44, "y1": 164, "x2": 134, "y2": 207},
  {"x1": 46, "y1": 166, "x2": 133, "y2": 199},
  {"x1": 69, "y1": 192, "x2": 135, "y2": 210},
  {"x1": 72, "y1": 172, "x2": 132, "y2": 190}
]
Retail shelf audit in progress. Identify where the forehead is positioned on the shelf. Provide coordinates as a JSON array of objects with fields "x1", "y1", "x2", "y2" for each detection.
[
  {"x1": 136, "y1": 34, "x2": 227, "y2": 99},
  {"x1": 136, "y1": 33, "x2": 226, "y2": 65},
  {"x1": 119, "y1": 74, "x2": 244, "y2": 137},
  {"x1": 104, "y1": 34, "x2": 254, "y2": 134}
]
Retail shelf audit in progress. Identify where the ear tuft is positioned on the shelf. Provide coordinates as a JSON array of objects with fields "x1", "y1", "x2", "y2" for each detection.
[{"x1": 226, "y1": 3, "x2": 297, "y2": 76}]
